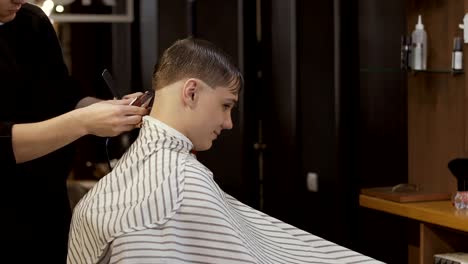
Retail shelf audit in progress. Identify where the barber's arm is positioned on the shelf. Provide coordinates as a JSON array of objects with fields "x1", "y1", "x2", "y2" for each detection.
[{"x1": 11, "y1": 98, "x2": 147, "y2": 164}]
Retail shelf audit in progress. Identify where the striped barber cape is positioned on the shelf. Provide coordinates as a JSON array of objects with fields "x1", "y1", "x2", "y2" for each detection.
[{"x1": 67, "y1": 116, "x2": 384, "y2": 264}]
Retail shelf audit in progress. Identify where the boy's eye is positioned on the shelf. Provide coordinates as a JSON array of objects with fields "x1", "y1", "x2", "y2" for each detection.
[{"x1": 223, "y1": 104, "x2": 231, "y2": 110}]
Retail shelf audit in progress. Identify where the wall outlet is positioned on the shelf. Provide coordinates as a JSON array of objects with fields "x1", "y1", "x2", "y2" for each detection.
[{"x1": 307, "y1": 172, "x2": 318, "y2": 192}]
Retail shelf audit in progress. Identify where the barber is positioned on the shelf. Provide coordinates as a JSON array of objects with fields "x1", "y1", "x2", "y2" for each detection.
[{"x1": 0, "y1": 0, "x2": 146, "y2": 262}]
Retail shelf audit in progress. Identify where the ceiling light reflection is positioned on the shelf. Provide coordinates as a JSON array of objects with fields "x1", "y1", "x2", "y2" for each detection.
[
  {"x1": 55, "y1": 5, "x2": 64, "y2": 13},
  {"x1": 41, "y1": 0, "x2": 55, "y2": 17}
]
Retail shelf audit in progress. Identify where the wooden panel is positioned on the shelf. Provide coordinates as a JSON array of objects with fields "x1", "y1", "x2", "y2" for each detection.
[
  {"x1": 359, "y1": 194, "x2": 468, "y2": 232},
  {"x1": 465, "y1": 0, "x2": 468, "y2": 155},
  {"x1": 407, "y1": 0, "x2": 463, "y2": 194},
  {"x1": 358, "y1": 0, "x2": 408, "y2": 188},
  {"x1": 408, "y1": 221, "x2": 420, "y2": 264},
  {"x1": 420, "y1": 223, "x2": 468, "y2": 264}
]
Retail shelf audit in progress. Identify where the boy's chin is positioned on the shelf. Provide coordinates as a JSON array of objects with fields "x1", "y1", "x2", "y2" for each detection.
[
  {"x1": 0, "y1": 14, "x2": 16, "y2": 23},
  {"x1": 194, "y1": 142, "x2": 213, "y2": 152}
]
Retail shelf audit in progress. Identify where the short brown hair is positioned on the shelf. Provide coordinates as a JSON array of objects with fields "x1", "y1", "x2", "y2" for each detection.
[{"x1": 152, "y1": 38, "x2": 243, "y2": 92}]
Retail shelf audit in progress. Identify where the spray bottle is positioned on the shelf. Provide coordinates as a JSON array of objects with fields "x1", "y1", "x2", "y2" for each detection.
[{"x1": 411, "y1": 15, "x2": 427, "y2": 70}]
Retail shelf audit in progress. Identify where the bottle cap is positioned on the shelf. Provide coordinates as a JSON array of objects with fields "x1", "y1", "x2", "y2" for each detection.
[
  {"x1": 416, "y1": 15, "x2": 424, "y2": 30},
  {"x1": 454, "y1": 37, "x2": 463, "y2": 51}
]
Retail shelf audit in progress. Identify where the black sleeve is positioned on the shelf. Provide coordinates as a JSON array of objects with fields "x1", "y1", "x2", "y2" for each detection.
[
  {"x1": 0, "y1": 122, "x2": 15, "y2": 167},
  {"x1": 39, "y1": 15, "x2": 83, "y2": 110}
]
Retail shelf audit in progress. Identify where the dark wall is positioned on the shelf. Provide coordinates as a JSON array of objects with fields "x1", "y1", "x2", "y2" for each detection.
[
  {"x1": 261, "y1": 0, "x2": 352, "y2": 243},
  {"x1": 262, "y1": 0, "x2": 409, "y2": 262},
  {"x1": 157, "y1": 0, "x2": 258, "y2": 205},
  {"x1": 356, "y1": 0, "x2": 408, "y2": 263},
  {"x1": 358, "y1": 0, "x2": 408, "y2": 189},
  {"x1": 297, "y1": 0, "x2": 343, "y2": 241},
  {"x1": 260, "y1": 0, "x2": 301, "y2": 225},
  {"x1": 260, "y1": 0, "x2": 358, "y2": 246}
]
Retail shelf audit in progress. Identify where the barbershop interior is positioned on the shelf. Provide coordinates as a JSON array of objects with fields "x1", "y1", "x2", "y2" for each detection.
[{"x1": 20, "y1": 0, "x2": 468, "y2": 263}]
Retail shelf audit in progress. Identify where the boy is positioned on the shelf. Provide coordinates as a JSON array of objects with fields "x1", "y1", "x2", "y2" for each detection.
[{"x1": 68, "y1": 38, "x2": 382, "y2": 264}]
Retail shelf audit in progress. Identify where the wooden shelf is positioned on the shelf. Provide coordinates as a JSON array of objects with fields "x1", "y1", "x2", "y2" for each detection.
[
  {"x1": 359, "y1": 194, "x2": 468, "y2": 232},
  {"x1": 359, "y1": 68, "x2": 464, "y2": 74}
]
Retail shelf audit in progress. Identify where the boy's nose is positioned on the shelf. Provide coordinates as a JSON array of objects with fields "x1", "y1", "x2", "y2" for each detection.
[{"x1": 223, "y1": 115, "x2": 233, "y2": 130}]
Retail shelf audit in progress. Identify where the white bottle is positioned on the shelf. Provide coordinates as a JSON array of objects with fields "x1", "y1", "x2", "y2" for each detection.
[
  {"x1": 452, "y1": 37, "x2": 463, "y2": 71},
  {"x1": 411, "y1": 15, "x2": 427, "y2": 70}
]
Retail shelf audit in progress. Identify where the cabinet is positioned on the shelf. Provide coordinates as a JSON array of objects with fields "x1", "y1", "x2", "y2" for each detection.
[
  {"x1": 407, "y1": 0, "x2": 467, "y2": 194},
  {"x1": 360, "y1": 0, "x2": 468, "y2": 194},
  {"x1": 357, "y1": 0, "x2": 468, "y2": 262},
  {"x1": 360, "y1": 194, "x2": 468, "y2": 264}
]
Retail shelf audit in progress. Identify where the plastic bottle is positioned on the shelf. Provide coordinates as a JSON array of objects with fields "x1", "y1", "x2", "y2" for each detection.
[
  {"x1": 411, "y1": 15, "x2": 427, "y2": 70},
  {"x1": 400, "y1": 35, "x2": 412, "y2": 70},
  {"x1": 452, "y1": 36, "x2": 463, "y2": 71}
]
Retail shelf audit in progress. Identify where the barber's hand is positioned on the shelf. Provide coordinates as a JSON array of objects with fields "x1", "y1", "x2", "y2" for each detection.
[
  {"x1": 78, "y1": 99, "x2": 148, "y2": 137},
  {"x1": 122, "y1": 92, "x2": 143, "y2": 100}
]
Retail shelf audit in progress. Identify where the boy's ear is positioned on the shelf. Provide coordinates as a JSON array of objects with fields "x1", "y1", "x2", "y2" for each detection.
[{"x1": 182, "y1": 79, "x2": 199, "y2": 107}]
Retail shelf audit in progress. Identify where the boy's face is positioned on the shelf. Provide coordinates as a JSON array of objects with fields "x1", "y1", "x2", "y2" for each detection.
[
  {"x1": 0, "y1": 0, "x2": 25, "y2": 23},
  {"x1": 188, "y1": 81, "x2": 238, "y2": 151}
]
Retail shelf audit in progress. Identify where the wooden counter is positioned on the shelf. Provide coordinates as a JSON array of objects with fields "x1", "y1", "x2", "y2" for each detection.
[
  {"x1": 359, "y1": 194, "x2": 468, "y2": 264},
  {"x1": 359, "y1": 194, "x2": 468, "y2": 232}
]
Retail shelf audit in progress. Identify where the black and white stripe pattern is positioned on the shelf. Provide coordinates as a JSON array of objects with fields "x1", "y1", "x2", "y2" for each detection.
[{"x1": 68, "y1": 116, "x2": 384, "y2": 264}]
